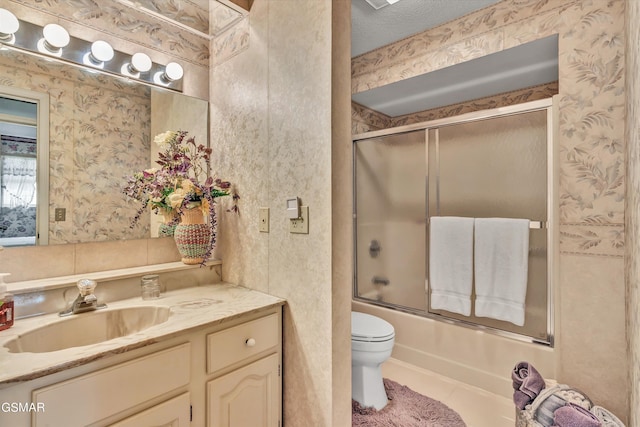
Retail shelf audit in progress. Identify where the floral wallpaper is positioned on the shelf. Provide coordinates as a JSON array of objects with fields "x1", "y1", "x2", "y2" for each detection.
[
  {"x1": 130, "y1": 0, "x2": 209, "y2": 34},
  {"x1": 212, "y1": 15, "x2": 251, "y2": 65},
  {"x1": 210, "y1": 0, "x2": 245, "y2": 36},
  {"x1": 352, "y1": 0, "x2": 626, "y2": 260},
  {"x1": 0, "y1": 49, "x2": 151, "y2": 244}
]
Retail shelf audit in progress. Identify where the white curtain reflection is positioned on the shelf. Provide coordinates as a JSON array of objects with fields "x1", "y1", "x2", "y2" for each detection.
[{"x1": 1, "y1": 155, "x2": 37, "y2": 208}]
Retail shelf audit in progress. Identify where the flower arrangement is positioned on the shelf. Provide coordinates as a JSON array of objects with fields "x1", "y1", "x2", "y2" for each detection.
[{"x1": 123, "y1": 130, "x2": 238, "y2": 263}]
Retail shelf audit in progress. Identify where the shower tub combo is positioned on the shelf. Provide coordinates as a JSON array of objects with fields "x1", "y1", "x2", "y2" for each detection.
[{"x1": 352, "y1": 98, "x2": 558, "y2": 398}]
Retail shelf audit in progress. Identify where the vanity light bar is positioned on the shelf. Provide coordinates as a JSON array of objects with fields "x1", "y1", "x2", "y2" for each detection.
[{"x1": 0, "y1": 11, "x2": 183, "y2": 92}]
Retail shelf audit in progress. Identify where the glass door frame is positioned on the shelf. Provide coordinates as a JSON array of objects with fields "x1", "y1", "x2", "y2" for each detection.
[{"x1": 352, "y1": 96, "x2": 558, "y2": 346}]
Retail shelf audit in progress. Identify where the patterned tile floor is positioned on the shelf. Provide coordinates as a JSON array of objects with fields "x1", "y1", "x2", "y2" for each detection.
[{"x1": 381, "y1": 358, "x2": 515, "y2": 427}]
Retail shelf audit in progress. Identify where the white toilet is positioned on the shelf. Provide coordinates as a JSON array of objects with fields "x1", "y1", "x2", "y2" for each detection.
[{"x1": 351, "y1": 311, "x2": 395, "y2": 410}]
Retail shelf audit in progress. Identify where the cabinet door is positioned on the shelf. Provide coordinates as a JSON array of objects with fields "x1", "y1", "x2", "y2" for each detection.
[
  {"x1": 109, "y1": 392, "x2": 190, "y2": 427},
  {"x1": 207, "y1": 353, "x2": 280, "y2": 427}
]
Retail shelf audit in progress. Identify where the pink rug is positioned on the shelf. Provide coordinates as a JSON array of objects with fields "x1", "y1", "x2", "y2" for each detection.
[{"x1": 352, "y1": 378, "x2": 467, "y2": 426}]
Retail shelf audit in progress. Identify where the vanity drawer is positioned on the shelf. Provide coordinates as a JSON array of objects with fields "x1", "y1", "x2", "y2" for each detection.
[
  {"x1": 207, "y1": 313, "x2": 279, "y2": 374},
  {"x1": 32, "y1": 343, "x2": 190, "y2": 426}
]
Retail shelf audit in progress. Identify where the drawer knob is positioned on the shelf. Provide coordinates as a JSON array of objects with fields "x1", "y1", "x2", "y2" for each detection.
[{"x1": 245, "y1": 338, "x2": 256, "y2": 347}]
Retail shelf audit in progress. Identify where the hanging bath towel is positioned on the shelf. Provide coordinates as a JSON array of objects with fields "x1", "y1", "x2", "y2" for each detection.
[
  {"x1": 429, "y1": 216, "x2": 474, "y2": 316},
  {"x1": 474, "y1": 217, "x2": 530, "y2": 326}
]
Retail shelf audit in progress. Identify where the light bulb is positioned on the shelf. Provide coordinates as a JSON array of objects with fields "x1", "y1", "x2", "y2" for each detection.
[
  {"x1": 154, "y1": 62, "x2": 184, "y2": 85},
  {"x1": 0, "y1": 9, "x2": 19, "y2": 43},
  {"x1": 121, "y1": 53, "x2": 152, "y2": 78},
  {"x1": 130, "y1": 52, "x2": 152, "y2": 73},
  {"x1": 164, "y1": 62, "x2": 183, "y2": 81},
  {"x1": 83, "y1": 40, "x2": 114, "y2": 68},
  {"x1": 38, "y1": 23, "x2": 70, "y2": 56},
  {"x1": 91, "y1": 40, "x2": 114, "y2": 63}
]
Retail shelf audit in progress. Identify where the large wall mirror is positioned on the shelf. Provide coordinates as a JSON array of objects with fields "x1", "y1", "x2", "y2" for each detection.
[{"x1": 0, "y1": 46, "x2": 208, "y2": 248}]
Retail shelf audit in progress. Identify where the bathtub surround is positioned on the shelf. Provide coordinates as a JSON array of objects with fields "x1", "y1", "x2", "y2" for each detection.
[{"x1": 352, "y1": 0, "x2": 629, "y2": 421}]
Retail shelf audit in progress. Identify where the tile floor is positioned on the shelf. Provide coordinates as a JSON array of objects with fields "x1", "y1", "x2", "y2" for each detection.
[{"x1": 382, "y1": 358, "x2": 515, "y2": 427}]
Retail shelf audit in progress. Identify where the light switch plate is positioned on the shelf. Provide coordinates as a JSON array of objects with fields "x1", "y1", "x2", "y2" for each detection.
[
  {"x1": 54, "y1": 208, "x2": 66, "y2": 222},
  {"x1": 290, "y1": 206, "x2": 309, "y2": 234},
  {"x1": 259, "y1": 207, "x2": 269, "y2": 233}
]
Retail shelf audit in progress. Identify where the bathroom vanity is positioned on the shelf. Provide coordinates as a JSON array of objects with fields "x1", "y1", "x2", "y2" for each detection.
[{"x1": 0, "y1": 282, "x2": 284, "y2": 426}]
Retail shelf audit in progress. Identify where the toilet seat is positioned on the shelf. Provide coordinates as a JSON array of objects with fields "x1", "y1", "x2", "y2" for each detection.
[{"x1": 352, "y1": 312, "x2": 395, "y2": 342}]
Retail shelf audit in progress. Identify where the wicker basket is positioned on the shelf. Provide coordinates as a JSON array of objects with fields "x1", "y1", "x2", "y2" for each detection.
[{"x1": 515, "y1": 380, "x2": 593, "y2": 427}]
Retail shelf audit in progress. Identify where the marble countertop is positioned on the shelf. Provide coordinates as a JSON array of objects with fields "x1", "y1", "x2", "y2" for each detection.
[{"x1": 0, "y1": 283, "x2": 285, "y2": 385}]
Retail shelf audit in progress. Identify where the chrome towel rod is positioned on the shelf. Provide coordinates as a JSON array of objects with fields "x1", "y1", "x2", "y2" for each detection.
[
  {"x1": 529, "y1": 221, "x2": 546, "y2": 229},
  {"x1": 423, "y1": 218, "x2": 547, "y2": 228}
]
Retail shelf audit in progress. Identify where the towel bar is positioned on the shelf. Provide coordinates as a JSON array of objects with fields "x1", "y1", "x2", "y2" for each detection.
[{"x1": 425, "y1": 218, "x2": 547, "y2": 229}]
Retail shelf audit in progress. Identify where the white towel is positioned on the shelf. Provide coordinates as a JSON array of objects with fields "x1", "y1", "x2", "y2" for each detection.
[
  {"x1": 429, "y1": 216, "x2": 474, "y2": 316},
  {"x1": 474, "y1": 218, "x2": 530, "y2": 326}
]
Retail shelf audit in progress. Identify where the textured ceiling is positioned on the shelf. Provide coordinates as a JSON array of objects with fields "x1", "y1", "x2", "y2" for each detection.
[{"x1": 351, "y1": 0, "x2": 501, "y2": 57}]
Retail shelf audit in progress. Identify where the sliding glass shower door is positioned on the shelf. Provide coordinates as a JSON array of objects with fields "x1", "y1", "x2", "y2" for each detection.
[
  {"x1": 429, "y1": 110, "x2": 549, "y2": 341},
  {"x1": 354, "y1": 129, "x2": 427, "y2": 310},
  {"x1": 353, "y1": 99, "x2": 555, "y2": 344}
]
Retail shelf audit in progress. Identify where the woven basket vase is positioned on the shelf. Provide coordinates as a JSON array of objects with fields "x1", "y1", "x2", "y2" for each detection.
[
  {"x1": 174, "y1": 208, "x2": 211, "y2": 265},
  {"x1": 158, "y1": 209, "x2": 178, "y2": 237}
]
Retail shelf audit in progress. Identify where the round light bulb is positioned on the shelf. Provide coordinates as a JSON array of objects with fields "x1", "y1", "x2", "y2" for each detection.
[
  {"x1": 163, "y1": 62, "x2": 183, "y2": 82},
  {"x1": 130, "y1": 52, "x2": 152, "y2": 73},
  {"x1": 42, "y1": 23, "x2": 70, "y2": 50},
  {"x1": 0, "y1": 9, "x2": 19, "y2": 41},
  {"x1": 90, "y1": 40, "x2": 114, "y2": 63}
]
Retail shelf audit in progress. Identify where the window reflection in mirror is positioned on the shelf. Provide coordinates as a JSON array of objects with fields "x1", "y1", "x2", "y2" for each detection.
[{"x1": 0, "y1": 89, "x2": 49, "y2": 247}]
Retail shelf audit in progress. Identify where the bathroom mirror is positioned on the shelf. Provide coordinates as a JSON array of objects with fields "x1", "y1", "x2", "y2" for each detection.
[{"x1": 0, "y1": 46, "x2": 208, "y2": 247}]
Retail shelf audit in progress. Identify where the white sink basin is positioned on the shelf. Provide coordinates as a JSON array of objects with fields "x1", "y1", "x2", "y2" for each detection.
[{"x1": 4, "y1": 306, "x2": 171, "y2": 353}]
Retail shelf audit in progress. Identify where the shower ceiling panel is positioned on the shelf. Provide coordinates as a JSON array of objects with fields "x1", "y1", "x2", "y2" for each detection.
[{"x1": 351, "y1": 35, "x2": 559, "y2": 117}]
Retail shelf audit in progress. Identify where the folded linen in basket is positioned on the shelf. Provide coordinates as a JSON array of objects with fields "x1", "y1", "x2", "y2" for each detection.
[
  {"x1": 512, "y1": 361, "x2": 546, "y2": 410},
  {"x1": 474, "y1": 217, "x2": 530, "y2": 326},
  {"x1": 553, "y1": 403, "x2": 602, "y2": 427},
  {"x1": 428, "y1": 216, "x2": 474, "y2": 316}
]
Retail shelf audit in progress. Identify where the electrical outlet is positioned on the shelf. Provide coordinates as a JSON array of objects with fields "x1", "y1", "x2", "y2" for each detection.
[
  {"x1": 54, "y1": 208, "x2": 66, "y2": 222},
  {"x1": 259, "y1": 207, "x2": 269, "y2": 233},
  {"x1": 289, "y1": 206, "x2": 309, "y2": 234}
]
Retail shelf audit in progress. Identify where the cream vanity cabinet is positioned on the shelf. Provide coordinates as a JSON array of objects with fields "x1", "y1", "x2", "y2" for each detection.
[
  {"x1": 0, "y1": 307, "x2": 282, "y2": 427},
  {"x1": 206, "y1": 312, "x2": 280, "y2": 427}
]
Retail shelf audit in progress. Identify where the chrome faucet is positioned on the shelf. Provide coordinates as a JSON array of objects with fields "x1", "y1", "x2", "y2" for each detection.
[{"x1": 59, "y1": 279, "x2": 107, "y2": 317}]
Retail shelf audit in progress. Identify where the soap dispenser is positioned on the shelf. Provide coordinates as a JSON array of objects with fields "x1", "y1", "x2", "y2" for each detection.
[{"x1": 0, "y1": 273, "x2": 14, "y2": 331}]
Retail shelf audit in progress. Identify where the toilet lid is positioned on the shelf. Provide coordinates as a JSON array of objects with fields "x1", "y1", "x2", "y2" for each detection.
[{"x1": 351, "y1": 312, "x2": 395, "y2": 342}]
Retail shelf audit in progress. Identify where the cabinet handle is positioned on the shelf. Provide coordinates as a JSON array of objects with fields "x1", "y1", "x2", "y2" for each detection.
[{"x1": 245, "y1": 338, "x2": 256, "y2": 347}]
